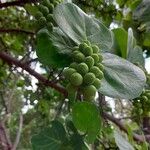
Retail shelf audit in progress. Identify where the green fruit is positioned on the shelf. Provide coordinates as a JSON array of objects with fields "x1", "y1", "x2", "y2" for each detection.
[
  {"x1": 84, "y1": 95, "x2": 95, "y2": 101},
  {"x1": 70, "y1": 73, "x2": 83, "y2": 86},
  {"x1": 46, "y1": 14, "x2": 53, "y2": 22},
  {"x1": 82, "y1": 85, "x2": 97, "y2": 98},
  {"x1": 96, "y1": 63, "x2": 104, "y2": 71},
  {"x1": 77, "y1": 63, "x2": 89, "y2": 75},
  {"x1": 38, "y1": 5, "x2": 49, "y2": 15},
  {"x1": 98, "y1": 54, "x2": 103, "y2": 62},
  {"x1": 63, "y1": 68, "x2": 76, "y2": 79},
  {"x1": 72, "y1": 46, "x2": 79, "y2": 51},
  {"x1": 35, "y1": 11, "x2": 43, "y2": 19},
  {"x1": 72, "y1": 51, "x2": 85, "y2": 63},
  {"x1": 79, "y1": 43, "x2": 88, "y2": 52},
  {"x1": 83, "y1": 40, "x2": 91, "y2": 46},
  {"x1": 90, "y1": 66, "x2": 104, "y2": 79},
  {"x1": 92, "y1": 45, "x2": 99, "y2": 53},
  {"x1": 47, "y1": 3, "x2": 54, "y2": 13},
  {"x1": 91, "y1": 54, "x2": 99, "y2": 64},
  {"x1": 47, "y1": 22, "x2": 53, "y2": 31},
  {"x1": 53, "y1": 1, "x2": 59, "y2": 6},
  {"x1": 83, "y1": 46, "x2": 93, "y2": 56},
  {"x1": 83, "y1": 73, "x2": 95, "y2": 85},
  {"x1": 146, "y1": 93, "x2": 150, "y2": 98},
  {"x1": 141, "y1": 96, "x2": 148, "y2": 101},
  {"x1": 66, "y1": 83, "x2": 77, "y2": 92},
  {"x1": 70, "y1": 62, "x2": 78, "y2": 70},
  {"x1": 93, "y1": 78, "x2": 101, "y2": 89},
  {"x1": 42, "y1": 0, "x2": 50, "y2": 6},
  {"x1": 85, "y1": 56, "x2": 94, "y2": 68},
  {"x1": 38, "y1": 17, "x2": 47, "y2": 26}
]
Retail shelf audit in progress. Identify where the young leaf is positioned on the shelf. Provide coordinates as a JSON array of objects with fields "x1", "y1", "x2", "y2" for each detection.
[
  {"x1": 72, "y1": 102, "x2": 101, "y2": 143},
  {"x1": 114, "y1": 130, "x2": 134, "y2": 150},
  {"x1": 99, "y1": 53, "x2": 146, "y2": 99},
  {"x1": 53, "y1": 3, "x2": 113, "y2": 52},
  {"x1": 31, "y1": 120, "x2": 68, "y2": 150},
  {"x1": 36, "y1": 28, "x2": 71, "y2": 68}
]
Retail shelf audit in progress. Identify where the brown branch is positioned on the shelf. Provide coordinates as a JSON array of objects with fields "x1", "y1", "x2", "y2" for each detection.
[
  {"x1": 102, "y1": 112, "x2": 150, "y2": 143},
  {"x1": 0, "y1": 0, "x2": 39, "y2": 9},
  {"x1": 0, "y1": 29, "x2": 34, "y2": 35},
  {"x1": 0, "y1": 121, "x2": 12, "y2": 150},
  {"x1": 0, "y1": 51, "x2": 67, "y2": 97}
]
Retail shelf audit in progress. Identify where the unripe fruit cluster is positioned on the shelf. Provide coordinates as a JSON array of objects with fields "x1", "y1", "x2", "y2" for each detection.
[
  {"x1": 132, "y1": 89, "x2": 150, "y2": 118},
  {"x1": 34, "y1": 0, "x2": 61, "y2": 31},
  {"x1": 63, "y1": 41, "x2": 104, "y2": 101}
]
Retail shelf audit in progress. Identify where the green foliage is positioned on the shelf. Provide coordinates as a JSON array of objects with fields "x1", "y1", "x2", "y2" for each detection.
[{"x1": 72, "y1": 102, "x2": 101, "y2": 143}]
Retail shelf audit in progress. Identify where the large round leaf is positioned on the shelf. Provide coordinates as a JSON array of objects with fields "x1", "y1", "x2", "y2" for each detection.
[
  {"x1": 72, "y1": 102, "x2": 101, "y2": 143},
  {"x1": 53, "y1": 3, "x2": 113, "y2": 52},
  {"x1": 99, "y1": 53, "x2": 146, "y2": 99},
  {"x1": 36, "y1": 28, "x2": 71, "y2": 68}
]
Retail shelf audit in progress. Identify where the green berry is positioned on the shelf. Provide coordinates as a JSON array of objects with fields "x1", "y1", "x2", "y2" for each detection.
[
  {"x1": 83, "y1": 72, "x2": 95, "y2": 85},
  {"x1": 141, "y1": 96, "x2": 148, "y2": 101},
  {"x1": 91, "y1": 54, "x2": 99, "y2": 64},
  {"x1": 63, "y1": 68, "x2": 76, "y2": 79},
  {"x1": 90, "y1": 66, "x2": 104, "y2": 79},
  {"x1": 72, "y1": 51, "x2": 85, "y2": 63},
  {"x1": 93, "y1": 78, "x2": 101, "y2": 89},
  {"x1": 92, "y1": 45, "x2": 99, "y2": 53},
  {"x1": 35, "y1": 11, "x2": 43, "y2": 19},
  {"x1": 38, "y1": 17, "x2": 47, "y2": 26},
  {"x1": 72, "y1": 46, "x2": 79, "y2": 51},
  {"x1": 79, "y1": 43, "x2": 88, "y2": 52},
  {"x1": 66, "y1": 83, "x2": 77, "y2": 93},
  {"x1": 98, "y1": 54, "x2": 103, "y2": 62},
  {"x1": 96, "y1": 63, "x2": 104, "y2": 71},
  {"x1": 47, "y1": 3, "x2": 54, "y2": 13},
  {"x1": 82, "y1": 85, "x2": 97, "y2": 99},
  {"x1": 83, "y1": 46, "x2": 93, "y2": 56},
  {"x1": 84, "y1": 96, "x2": 95, "y2": 101},
  {"x1": 47, "y1": 22, "x2": 53, "y2": 31},
  {"x1": 46, "y1": 14, "x2": 53, "y2": 22},
  {"x1": 42, "y1": 0, "x2": 50, "y2": 6},
  {"x1": 70, "y1": 62, "x2": 78, "y2": 70},
  {"x1": 146, "y1": 93, "x2": 150, "y2": 98},
  {"x1": 53, "y1": 1, "x2": 59, "y2": 6},
  {"x1": 38, "y1": 5, "x2": 49, "y2": 16},
  {"x1": 77, "y1": 63, "x2": 89, "y2": 75},
  {"x1": 70, "y1": 73, "x2": 83, "y2": 86},
  {"x1": 83, "y1": 40, "x2": 91, "y2": 46},
  {"x1": 85, "y1": 56, "x2": 94, "y2": 68}
]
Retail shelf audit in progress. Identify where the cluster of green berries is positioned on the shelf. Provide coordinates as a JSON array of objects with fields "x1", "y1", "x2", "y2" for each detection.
[
  {"x1": 132, "y1": 89, "x2": 150, "y2": 118},
  {"x1": 35, "y1": 0, "x2": 61, "y2": 31},
  {"x1": 63, "y1": 41, "x2": 104, "y2": 101}
]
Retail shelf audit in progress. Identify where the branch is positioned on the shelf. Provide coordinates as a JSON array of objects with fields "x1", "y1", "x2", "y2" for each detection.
[
  {"x1": 102, "y1": 112, "x2": 150, "y2": 143},
  {"x1": 0, "y1": 29, "x2": 34, "y2": 35},
  {"x1": 12, "y1": 113, "x2": 23, "y2": 150},
  {"x1": 0, "y1": 51, "x2": 67, "y2": 97},
  {"x1": 0, "y1": 121, "x2": 12, "y2": 149},
  {"x1": 0, "y1": 0, "x2": 39, "y2": 9}
]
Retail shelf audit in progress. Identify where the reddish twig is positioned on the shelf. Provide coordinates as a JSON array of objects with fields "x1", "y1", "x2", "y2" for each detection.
[
  {"x1": 0, "y1": 52, "x2": 67, "y2": 97},
  {"x1": 0, "y1": 0, "x2": 39, "y2": 9},
  {"x1": 0, "y1": 29, "x2": 34, "y2": 35}
]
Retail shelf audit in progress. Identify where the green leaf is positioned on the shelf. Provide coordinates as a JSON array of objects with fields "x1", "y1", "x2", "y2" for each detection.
[
  {"x1": 99, "y1": 53, "x2": 146, "y2": 99},
  {"x1": 31, "y1": 120, "x2": 68, "y2": 150},
  {"x1": 53, "y1": 3, "x2": 113, "y2": 52},
  {"x1": 127, "y1": 28, "x2": 136, "y2": 56},
  {"x1": 114, "y1": 130, "x2": 134, "y2": 150},
  {"x1": 72, "y1": 102, "x2": 101, "y2": 143},
  {"x1": 36, "y1": 28, "x2": 71, "y2": 68},
  {"x1": 112, "y1": 28, "x2": 128, "y2": 58},
  {"x1": 51, "y1": 28, "x2": 76, "y2": 54}
]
